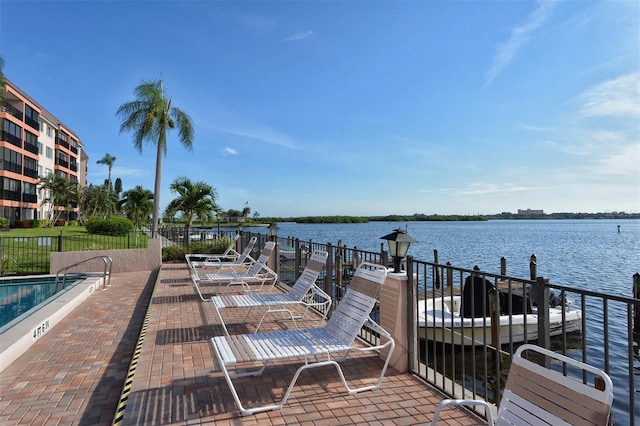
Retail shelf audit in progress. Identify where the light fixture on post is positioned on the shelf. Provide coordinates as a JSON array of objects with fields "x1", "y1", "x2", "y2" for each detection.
[
  {"x1": 380, "y1": 228, "x2": 418, "y2": 273},
  {"x1": 267, "y1": 223, "x2": 279, "y2": 242},
  {"x1": 236, "y1": 223, "x2": 244, "y2": 235}
]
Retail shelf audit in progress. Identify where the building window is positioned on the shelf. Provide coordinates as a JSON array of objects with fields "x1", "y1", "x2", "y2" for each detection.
[
  {"x1": 46, "y1": 146, "x2": 53, "y2": 159},
  {"x1": 1, "y1": 177, "x2": 21, "y2": 201},
  {"x1": 47, "y1": 125, "x2": 53, "y2": 138},
  {"x1": 2, "y1": 119, "x2": 22, "y2": 147},
  {"x1": 37, "y1": 142, "x2": 43, "y2": 154},
  {"x1": 45, "y1": 168, "x2": 53, "y2": 176},
  {"x1": 0, "y1": 147, "x2": 22, "y2": 174}
]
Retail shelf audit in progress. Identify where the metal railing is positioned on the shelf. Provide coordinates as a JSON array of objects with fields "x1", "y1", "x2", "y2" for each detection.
[
  {"x1": 55, "y1": 255, "x2": 113, "y2": 291},
  {"x1": 406, "y1": 256, "x2": 638, "y2": 426}
]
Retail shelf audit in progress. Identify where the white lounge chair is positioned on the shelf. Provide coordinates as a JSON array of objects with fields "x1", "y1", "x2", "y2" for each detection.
[
  {"x1": 211, "y1": 250, "x2": 330, "y2": 335},
  {"x1": 191, "y1": 241, "x2": 277, "y2": 300},
  {"x1": 186, "y1": 236, "x2": 257, "y2": 271},
  {"x1": 185, "y1": 234, "x2": 245, "y2": 269},
  {"x1": 210, "y1": 262, "x2": 393, "y2": 416},
  {"x1": 431, "y1": 343, "x2": 614, "y2": 426}
]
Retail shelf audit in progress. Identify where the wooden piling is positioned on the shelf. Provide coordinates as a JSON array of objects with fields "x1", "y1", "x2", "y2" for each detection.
[
  {"x1": 529, "y1": 254, "x2": 537, "y2": 280},
  {"x1": 489, "y1": 289, "x2": 501, "y2": 347},
  {"x1": 633, "y1": 273, "x2": 640, "y2": 332},
  {"x1": 535, "y1": 277, "x2": 551, "y2": 352},
  {"x1": 500, "y1": 257, "x2": 507, "y2": 276}
]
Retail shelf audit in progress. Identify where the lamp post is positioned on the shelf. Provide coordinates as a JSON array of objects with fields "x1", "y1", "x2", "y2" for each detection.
[
  {"x1": 236, "y1": 224, "x2": 244, "y2": 236},
  {"x1": 380, "y1": 228, "x2": 418, "y2": 273},
  {"x1": 216, "y1": 213, "x2": 221, "y2": 237},
  {"x1": 268, "y1": 223, "x2": 279, "y2": 242}
]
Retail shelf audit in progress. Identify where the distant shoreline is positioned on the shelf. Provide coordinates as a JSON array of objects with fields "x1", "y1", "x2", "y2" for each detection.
[{"x1": 256, "y1": 212, "x2": 640, "y2": 224}]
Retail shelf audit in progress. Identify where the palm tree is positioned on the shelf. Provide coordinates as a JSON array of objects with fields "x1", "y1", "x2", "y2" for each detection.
[
  {"x1": 38, "y1": 174, "x2": 78, "y2": 226},
  {"x1": 96, "y1": 153, "x2": 116, "y2": 193},
  {"x1": 0, "y1": 54, "x2": 5, "y2": 99},
  {"x1": 116, "y1": 79, "x2": 194, "y2": 238},
  {"x1": 118, "y1": 185, "x2": 154, "y2": 245},
  {"x1": 165, "y1": 176, "x2": 219, "y2": 247}
]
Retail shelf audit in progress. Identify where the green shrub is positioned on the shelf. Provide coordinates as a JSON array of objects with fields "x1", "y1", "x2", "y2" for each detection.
[
  {"x1": 188, "y1": 237, "x2": 234, "y2": 255},
  {"x1": 0, "y1": 217, "x2": 10, "y2": 229},
  {"x1": 162, "y1": 245, "x2": 186, "y2": 262},
  {"x1": 86, "y1": 216, "x2": 134, "y2": 236},
  {"x1": 67, "y1": 220, "x2": 78, "y2": 227},
  {"x1": 30, "y1": 219, "x2": 44, "y2": 228}
]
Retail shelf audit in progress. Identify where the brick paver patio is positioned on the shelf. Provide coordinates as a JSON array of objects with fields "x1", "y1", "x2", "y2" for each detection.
[{"x1": 0, "y1": 264, "x2": 483, "y2": 425}]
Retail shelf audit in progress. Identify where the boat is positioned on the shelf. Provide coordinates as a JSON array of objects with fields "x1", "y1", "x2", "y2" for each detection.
[{"x1": 418, "y1": 276, "x2": 582, "y2": 346}]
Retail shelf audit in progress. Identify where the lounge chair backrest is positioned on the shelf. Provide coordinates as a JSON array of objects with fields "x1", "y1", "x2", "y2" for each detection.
[
  {"x1": 236, "y1": 237, "x2": 257, "y2": 263},
  {"x1": 325, "y1": 262, "x2": 387, "y2": 346},
  {"x1": 221, "y1": 234, "x2": 241, "y2": 256},
  {"x1": 498, "y1": 344, "x2": 614, "y2": 425},
  {"x1": 246, "y1": 241, "x2": 276, "y2": 275},
  {"x1": 289, "y1": 251, "x2": 328, "y2": 301}
]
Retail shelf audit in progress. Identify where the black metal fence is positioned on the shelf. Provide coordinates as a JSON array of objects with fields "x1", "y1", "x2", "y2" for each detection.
[
  {"x1": 0, "y1": 231, "x2": 148, "y2": 275},
  {"x1": 236, "y1": 230, "x2": 638, "y2": 426}
]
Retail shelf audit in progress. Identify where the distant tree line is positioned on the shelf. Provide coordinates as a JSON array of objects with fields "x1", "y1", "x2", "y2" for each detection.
[{"x1": 259, "y1": 211, "x2": 639, "y2": 224}]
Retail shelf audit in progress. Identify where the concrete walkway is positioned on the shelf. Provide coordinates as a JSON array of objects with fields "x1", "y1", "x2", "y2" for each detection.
[{"x1": 0, "y1": 264, "x2": 483, "y2": 425}]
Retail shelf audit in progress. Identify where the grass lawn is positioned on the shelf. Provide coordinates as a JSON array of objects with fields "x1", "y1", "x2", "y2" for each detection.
[
  {"x1": 1, "y1": 226, "x2": 92, "y2": 237},
  {"x1": 0, "y1": 226, "x2": 149, "y2": 274}
]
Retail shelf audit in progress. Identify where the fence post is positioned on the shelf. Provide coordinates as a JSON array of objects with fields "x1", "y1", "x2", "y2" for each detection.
[
  {"x1": 500, "y1": 257, "x2": 507, "y2": 275},
  {"x1": 446, "y1": 261, "x2": 452, "y2": 289},
  {"x1": 434, "y1": 249, "x2": 440, "y2": 289},
  {"x1": 633, "y1": 273, "x2": 640, "y2": 332},
  {"x1": 407, "y1": 256, "x2": 415, "y2": 371},
  {"x1": 58, "y1": 231, "x2": 63, "y2": 252}
]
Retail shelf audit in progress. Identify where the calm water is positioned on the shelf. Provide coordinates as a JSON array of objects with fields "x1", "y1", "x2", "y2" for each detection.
[
  {"x1": 268, "y1": 219, "x2": 640, "y2": 423},
  {"x1": 273, "y1": 219, "x2": 640, "y2": 296}
]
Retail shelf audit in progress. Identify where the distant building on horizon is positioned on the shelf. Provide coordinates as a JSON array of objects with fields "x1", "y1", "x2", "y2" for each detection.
[
  {"x1": 1, "y1": 79, "x2": 86, "y2": 226},
  {"x1": 518, "y1": 208, "x2": 544, "y2": 215}
]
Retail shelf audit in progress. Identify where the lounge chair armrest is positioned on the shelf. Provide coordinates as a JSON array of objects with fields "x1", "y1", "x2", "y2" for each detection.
[
  {"x1": 431, "y1": 399, "x2": 494, "y2": 426},
  {"x1": 363, "y1": 316, "x2": 392, "y2": 340}
]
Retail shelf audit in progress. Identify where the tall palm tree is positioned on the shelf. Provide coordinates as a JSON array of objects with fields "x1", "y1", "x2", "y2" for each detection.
[
  {"x1": 118, "y1": 185, "x2": 154, "y2": 245},
  {"x1": 96, "y1": 153, "x2": 116, "y2": 193},
  {"x1": 116, "y1": 79, "x2": 194, "y2": 238},
  {"x1": 165, "y1": 176, "x2": 219, "y2": 247}
]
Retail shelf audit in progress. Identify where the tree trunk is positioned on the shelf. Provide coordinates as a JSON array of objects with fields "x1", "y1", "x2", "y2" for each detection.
[{"x1": 152, "y1": 143, "x2": 163, "y2": 238}]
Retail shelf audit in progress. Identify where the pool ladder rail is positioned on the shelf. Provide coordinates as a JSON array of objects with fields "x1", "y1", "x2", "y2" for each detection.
[{"x1": 54, "y1": 256, "x2": 113, "y2": 292}]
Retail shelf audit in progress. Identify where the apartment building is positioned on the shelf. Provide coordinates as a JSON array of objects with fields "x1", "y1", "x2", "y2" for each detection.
[{"x1": 0, "y1": 79, "x2": 86, "y2": 226}]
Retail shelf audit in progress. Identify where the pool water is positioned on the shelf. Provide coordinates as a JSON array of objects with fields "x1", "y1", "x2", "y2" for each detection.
[{"x1": 0, "y1": 275, "x2": 84, "y2": 333}]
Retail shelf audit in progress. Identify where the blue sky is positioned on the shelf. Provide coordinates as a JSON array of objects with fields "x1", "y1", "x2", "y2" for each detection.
[{"x1": 1, "y1": 1, "x2": 638, "y2": 217}]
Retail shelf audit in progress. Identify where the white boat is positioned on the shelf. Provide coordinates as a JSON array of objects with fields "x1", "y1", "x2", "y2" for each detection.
[{"x1": 418, "y1": 277, "x2": 582, "y2": 346}]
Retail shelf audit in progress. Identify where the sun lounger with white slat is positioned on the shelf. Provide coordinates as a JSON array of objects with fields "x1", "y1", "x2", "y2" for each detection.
[
  {"x1": 191, "y1": 241, "x2": 277, "y2": 300},
  {"x1": 210, "y1": 262, "x2": 393, "y2": 416},
  {"x1": 211, "y1": 250, "x2": 330, "y2": 335}
]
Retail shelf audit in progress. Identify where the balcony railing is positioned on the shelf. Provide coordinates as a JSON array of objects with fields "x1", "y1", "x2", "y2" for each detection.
[
  {"x1": 0, "y1": 102, "x2": 23, "y2": 120},
  {"x1": 1, "y1": 131, "x2": 22, "y2": 148}
]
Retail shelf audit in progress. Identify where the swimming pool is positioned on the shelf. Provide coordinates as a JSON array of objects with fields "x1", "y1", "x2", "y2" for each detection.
[
  {"x1": 0, "y1": 274, "x2": 103, "y2": 373},
  {"x1": 0, "y1": 275, "x2": 85, "y2": 332}
]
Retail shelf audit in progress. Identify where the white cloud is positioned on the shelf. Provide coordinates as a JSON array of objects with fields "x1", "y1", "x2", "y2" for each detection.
[
  {"x1": 284, "y1": 30, "x2": 312, "y2": 42},
  {"x1": 222, "y1": 147, "x2": 237, "y2": 156},
  {"x1": 579, "y1": 73, "x2": 640, "y2": 118},
  {"x1": 485, "y1": 1, "x2": 556, "y2": 86},
  {"x1": 213, "y1": 125, "x2": 298, "y2": 149}
]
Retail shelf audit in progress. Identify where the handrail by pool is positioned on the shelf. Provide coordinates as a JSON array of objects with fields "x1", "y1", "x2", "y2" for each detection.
[{"x1": 55, "y1": 256, "x2": 113, "y2": 291}]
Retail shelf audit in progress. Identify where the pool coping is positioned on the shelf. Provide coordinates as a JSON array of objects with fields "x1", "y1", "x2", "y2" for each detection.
[{"x1": 0, "y1": 275, "x2": 104, "y2": 373}]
